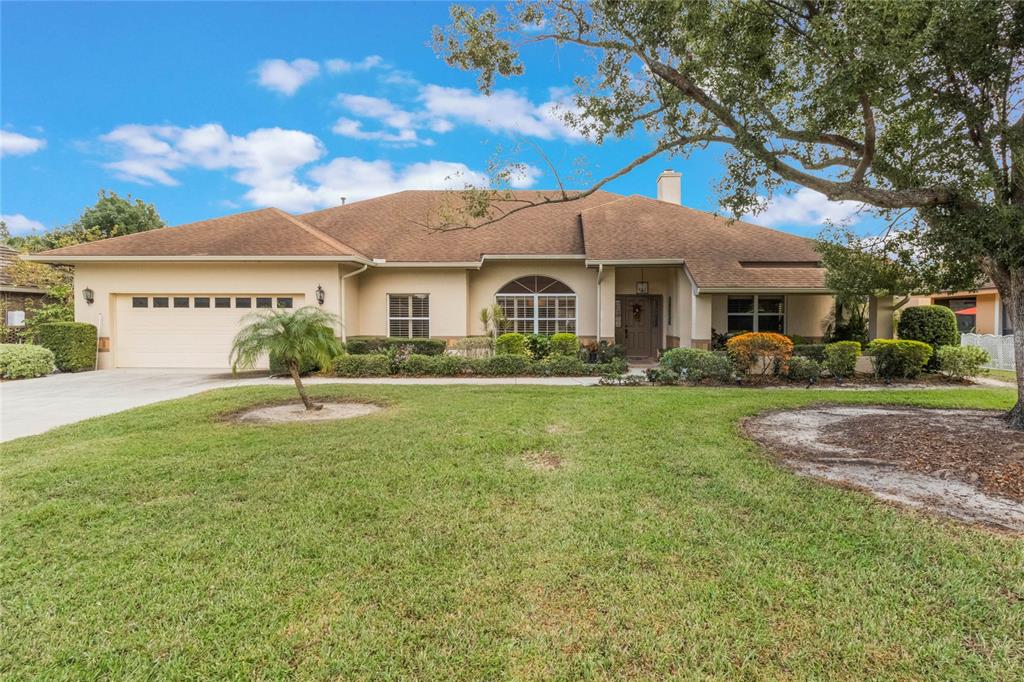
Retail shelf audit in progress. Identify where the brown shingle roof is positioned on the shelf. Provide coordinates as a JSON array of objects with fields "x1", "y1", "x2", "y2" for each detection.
[
  {"x1": 581, "y1": 195, "x2": 826, "y2": 289},
  {"x1": 36, "y1": 208, "x2": 367, "y2": 259},
  {"x1": 32, "y1": 190, "x2": 827, "y2": 289}
]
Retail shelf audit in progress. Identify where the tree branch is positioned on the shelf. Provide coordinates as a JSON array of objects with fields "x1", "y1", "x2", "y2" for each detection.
[{"x1": 852, "y1": 95, "x2": 875, "y2": 184}]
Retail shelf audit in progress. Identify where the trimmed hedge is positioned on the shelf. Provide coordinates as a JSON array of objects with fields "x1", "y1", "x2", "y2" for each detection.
[
  {"x1": 936, "y1": 345, "x2": 990, "y2": 380},
  {"x1": 792, "y1": 344, "x2": 828, "y2": 362},
  {"x1": 867, "y1": 339, "x2": 933, "y2": 380},
  {"x1": 536, "y1": 354, "x2": 586, "y2": 376},
  {"x1": 549, "y1": 333, "x2": 579, "y2": 356},
  {"x1": 0, "y1": 343, "x2": 55, "y2": 379},
  {"x1": 333, "y1": 354, "x2": 390, "y2": 377},
  {"x1": 897, "y1": 305, "x2": 958, "y2": 369},
  {"x1": 785, "y1": 356, "x2": 822, "y2": 382},
  {"x1": 471, "y1": 354, "x2": 533, "y2": 375},
  {"x1": 824, "y1": 341, "x2": 861, "y2": 379},
  {"x1": 345, "y1": 336, "x2": 447, "y2": 356},
  {"x1": 399, "y1": 354, "x2": 467, "y2": 376},
  {"x1": 495, "y1": 332, "x2": 529, "y2": 356},
  {"x1": 659, "y1": 347, "x2": 734, "y2": 382},
  {"x1": 35, "y1": 322, "x2": 96, "y2": 372},
  {"x1": 726, "y1": 332, "x2": 793, "y2": 376}
]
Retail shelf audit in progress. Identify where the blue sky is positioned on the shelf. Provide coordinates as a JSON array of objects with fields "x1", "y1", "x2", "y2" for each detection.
[{"x1": 1, "y1": 1, "x2": 867, "y2": 238}]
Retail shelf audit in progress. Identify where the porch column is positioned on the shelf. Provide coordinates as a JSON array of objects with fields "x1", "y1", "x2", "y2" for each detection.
[
  {"x1": 868, "y1": 295, "x2": 895, "y2": 339},
  {"x1": 597, "y1": 265, "x2": 616, "y2": 342},
  {"x1": 691, "y1": 293, "x2": 713, "y2": 348}
]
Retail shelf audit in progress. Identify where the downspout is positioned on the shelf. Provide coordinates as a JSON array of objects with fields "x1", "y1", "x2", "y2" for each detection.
[
  {"x1": 339, "y1": 263, "x2": 368, "y2": 343},
  {"x1": 596, "y1": 263, "x2": 605, "y2": 343}
]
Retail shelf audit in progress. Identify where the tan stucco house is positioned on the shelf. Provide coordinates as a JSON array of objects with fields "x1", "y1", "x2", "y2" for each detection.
[
  {"x1": 908, "y1": 282, "x2": 1013, "y2": 336},
  {"x1": 30, "y1": 172, "x2": 848, "y2": 369}
]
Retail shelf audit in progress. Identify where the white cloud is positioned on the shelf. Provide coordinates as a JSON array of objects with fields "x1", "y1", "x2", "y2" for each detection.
[
  {"x1": 99, "y1": 122, "x2": 517, "y2": 213},
  {"x1": 0, "y1": 130, "x2": 47, "y2": 157},
  {"x1": 1, "y1": 213, "x2": 45, "y2": 235},
  {"x1": 504, "y1": 164, "x2": 543, "y2": 189},
  {"x1": 257, "y1": 58, "x2": 321, "y2": 95},
  {"x1": 331, "y1": 118, "x2": 429, "y2": 146},
  {"x1": 325, "y1": 55, "x2": 383, "y2": 74},
  {"x1": 742, "y1": 188, "x2": 863, "y2": 228}
]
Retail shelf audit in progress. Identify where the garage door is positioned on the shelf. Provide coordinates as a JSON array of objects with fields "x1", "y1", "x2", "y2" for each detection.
[{"x1": 115, "y1": 294, "x2": 303, "y2": 368}]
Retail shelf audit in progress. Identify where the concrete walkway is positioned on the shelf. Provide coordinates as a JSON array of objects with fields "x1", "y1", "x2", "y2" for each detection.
[{"x1": 0, "y1": 369, "x2": 599, "y2": 442}]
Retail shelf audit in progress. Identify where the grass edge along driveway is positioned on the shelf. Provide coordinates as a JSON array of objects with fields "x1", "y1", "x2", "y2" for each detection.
[{"x1": 2, "y1": 384, "x2": 1021, "y2": 680}]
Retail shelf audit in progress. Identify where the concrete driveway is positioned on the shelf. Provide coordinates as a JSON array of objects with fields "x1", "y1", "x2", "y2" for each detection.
[{"x1": 0, "y1": 369, "x2": 601, "y2": 442}]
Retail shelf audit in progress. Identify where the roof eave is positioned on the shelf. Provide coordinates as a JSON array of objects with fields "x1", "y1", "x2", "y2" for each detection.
[{"x1": 22, "y1": 254, "x2": 373, "y2": 265}]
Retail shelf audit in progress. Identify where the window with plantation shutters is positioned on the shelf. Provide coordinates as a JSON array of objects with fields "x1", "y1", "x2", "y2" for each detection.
[
  {"x1": 388, "y1": 294, "x2": 430, "y2": 338},
  {"x1": 495, "y1": 276, "x2": 576, "y2": 334}
]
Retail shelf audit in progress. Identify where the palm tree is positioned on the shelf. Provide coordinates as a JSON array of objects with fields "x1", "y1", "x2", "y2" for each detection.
[{"x1": 230, "y1": 306, "x2": 342, "y2": 411}]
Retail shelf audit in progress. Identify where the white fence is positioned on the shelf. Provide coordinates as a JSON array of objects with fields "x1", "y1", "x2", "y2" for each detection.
[{"x1": 961, "y1": 333, "x2": 1015, "y2": 370}]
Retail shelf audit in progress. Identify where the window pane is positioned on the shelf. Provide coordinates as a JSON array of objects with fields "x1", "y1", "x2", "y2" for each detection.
[
  {"x1": 256, "y1": 297, "x2": 272, "y2": 309},
  {"x1": 388, "y1": 295, "x2": 409, "y2": 317},
  {"x1": 215, "y1": 297, "x2": 231, "y2": 308},
  {"x1": 538, "y1": 319, "x2": 556, "y2": 334},
  {"x1": 235, "y1": 297, "x2": 251, "y2": 308},
  {"x1": 758, "y1": 297, "x2": 784, "y2": 314},
  {"x1": 153, "y1": 297, "x2": 169, "y2": 308},
  {"x1": 557, "y1": 297, "x2": 575, "y2": 318},
  {"x1": 132, "y1": 297, "x2": 148, "y2": 308},
  {"x1": 538, "y1": 296, "x2": 556, "y2": 318},
  {"x1": 194, "y1": 297, "x2": 210, "y2": 308},
  {"x1": 514, "y1": 319, "x2": 533, "y2": 333},
  {"x1": 389, "y1": 319, "x2": 409, "y2": 337},
  {"x1": 727, "y1": 315, "x2": 753, "y2": 333},
  {"x1": 758, "y1": 315, "x2": 785, "y2": 333},
  {"x1": 276, "y1": 297, "x2": 293, "y2": 309},
  {"x1": 727, "y1": 296, "x2": 754, "y2": 314},
  {"x1": 6, "y1": 310, "x2": 26, "y2": 326},
  {"x1": 496, "y1": 296, "x2": 514, "y2": 318},
  {"x1": 173, "y1": 297, "x2": 189, "y2": 308},
  {"x1": 411, "y1": 294, "x2": 429, "y2": 318},
  {"x1": 411, "y1": 319, "x2": 429, "y2": 338}
]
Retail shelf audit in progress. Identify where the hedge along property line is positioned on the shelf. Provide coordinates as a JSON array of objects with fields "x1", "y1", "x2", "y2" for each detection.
[
  {"x1": 345, "y1": 337, "x2": 447, "y2": 356},
  {"x1": 331, "y1": 353, "x2": 627, "y2": 378},
  {"x1": 34, "y1": 322, "x2": 97, "y2": 372}
]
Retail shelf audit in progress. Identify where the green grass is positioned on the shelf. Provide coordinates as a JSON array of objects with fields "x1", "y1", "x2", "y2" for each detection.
[
  {"x1": 2, "y1": 385, "x2": 1022, "y2": 679},
  {"x1": 987, "y1": 368, "x2": 1017, "y2": 383}
]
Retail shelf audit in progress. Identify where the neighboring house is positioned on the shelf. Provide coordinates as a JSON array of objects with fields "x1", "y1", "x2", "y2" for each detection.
[
  {"x1": 30, "y1": 172, "x2": 888, "y2": 369},
  {"x1": 908, "y1": 281, "x2": 1013, "y2": 336},
  {"x1": 0, "y1": 244, "x2": 48, "y2": 338}
]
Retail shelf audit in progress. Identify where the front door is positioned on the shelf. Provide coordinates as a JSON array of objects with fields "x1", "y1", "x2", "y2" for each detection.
[{"x1": 617, "y1": 295, "x2": 660, "y2": 359}]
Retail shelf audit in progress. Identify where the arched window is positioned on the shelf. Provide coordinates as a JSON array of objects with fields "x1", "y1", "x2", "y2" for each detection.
[{"x1": 496, "y1": 276, "x2": 576, "y2": 334}]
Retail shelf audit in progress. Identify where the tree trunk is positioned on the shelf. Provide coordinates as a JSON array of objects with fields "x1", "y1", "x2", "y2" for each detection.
[
  {"x1": 289, "y1": 363, "x2": 321, "y2": 411},
  {"x1": 1006, "y1": 270, "x2": 1024, "y2": 429}
]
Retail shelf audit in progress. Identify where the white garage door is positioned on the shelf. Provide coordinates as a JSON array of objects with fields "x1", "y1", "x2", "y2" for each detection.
[{"x1": 115, "y1": 294, "x2": 303, "y2": 368}]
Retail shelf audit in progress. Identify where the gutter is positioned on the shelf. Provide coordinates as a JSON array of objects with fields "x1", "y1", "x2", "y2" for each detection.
[
  {"x1": 596, "y1": 263, "x2": 605, "y2": 341},
  {"x1": 339, "y1": 263, "x2": 368, "y2": 342}
]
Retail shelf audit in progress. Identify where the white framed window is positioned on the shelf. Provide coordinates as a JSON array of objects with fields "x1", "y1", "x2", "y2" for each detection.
[
  {"x1": 6, "y1": 310, "x2": 26, "y2": 327},
  {"x1": 496, "y1": 275, "x2": 576, "y2": 334},
  {"x1": 727, "y1": 295, "x2": 785, "y2": 333},
  {"x1": 388, "y1": 294, "x2": 429, "y2": 338}
]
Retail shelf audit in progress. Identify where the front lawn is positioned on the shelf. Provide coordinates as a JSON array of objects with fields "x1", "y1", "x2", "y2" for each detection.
[{"x1": 2, "y1": 385, "x2": 1022, "y2": 679}]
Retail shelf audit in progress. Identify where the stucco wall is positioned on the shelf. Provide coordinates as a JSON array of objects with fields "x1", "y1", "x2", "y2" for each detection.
[
  {"x1": 74, "y1": 261, "x2": 342, "y2": 368},
  {"x1": 354, "y1": 267, "x2": 469, "y2": 338}
]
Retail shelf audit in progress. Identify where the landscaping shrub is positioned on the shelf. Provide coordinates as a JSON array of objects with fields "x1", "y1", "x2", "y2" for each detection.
[
  {"x1": 786, "y1": 334, "x2": 812, "y2": 345},
  {"x1": 0, "y1": 343, "x2": 55, "y2": 379},
  {"x1": 726, "y1": 332, "x2": 793, "y2": 377},
  {"x1": 792, "y1": 344, "x2": 827, "y2": 362},
  {"x1": 867, "y1": 339, "x2": 933, "y2": 380},
  {"x1": 495, "y1": 332, "x2": 529, "y2": 356},
  {"x1": 823, "y1": 341, "x2": 861, "y2": 379},
  {"x1": 269, "y1": 351, "x2": 322, "y2": 377},
  {"x1": 659, "y1": 347, "x2": 733, "y2": 383},
  {"x1": 345, "y1": 336, "x2": 447, "y2": 356},
  {"x1": 646, "y1": 367, "x2": 680, "y2": 385},
  {"x1": 332, "y1": 354, "x2": 390, "y2": 377},
  {"x1": 936, "y1": 345, "x2": 991, "y2": 380},
  {"x1": 470, "y1": 354, "x2": 533, "y2": 376},
  {"x1": 537, "y1": 354, "x2": 586, "y2": 376},
  {"x1": 400, "y1": 353, "x2": 467, "y2": 376},
  {"x1": 785, "y1": 356, "x2": 822, "y2": 382},
  {"x1": 897, "y1": 305, "x2": 959, "y2": 368},
  {"x1": 582, "y1": 339, "x2": 626, "y2": 363},
  {"x1": 34, "y1": 322, "x2": 96, "y2": 372},
  {"x1": 549, "y1": 332, "x2": 579, "y2": 356},
  {"x1": 524, "y1": 333, "x2": 552, "y2": 360}
]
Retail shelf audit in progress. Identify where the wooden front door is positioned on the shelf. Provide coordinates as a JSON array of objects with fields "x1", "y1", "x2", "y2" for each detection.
[{"x1": 617, "y1": 295, "x2": 660, "y2": 358}]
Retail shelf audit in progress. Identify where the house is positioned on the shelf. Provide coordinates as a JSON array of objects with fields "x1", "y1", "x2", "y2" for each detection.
[
  {"x1": 28, "y1": 172, "x2": 893, "y2": 369},
  {"x1": 908, "y1": 282, "x2": 1013, "y2": 336},
  {"x1": 1, "y1": 244, "x2": 49, "y2": 340}
]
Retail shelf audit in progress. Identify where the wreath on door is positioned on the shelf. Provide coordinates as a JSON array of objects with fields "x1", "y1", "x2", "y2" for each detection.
[{"x1": 631, "y1": 302, "x2": 643, "y2": 321}]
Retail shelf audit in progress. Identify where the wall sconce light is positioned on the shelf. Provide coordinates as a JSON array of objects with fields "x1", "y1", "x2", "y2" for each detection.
[
  {"x1": 82, "y1": 287, "x2": 95, "y2": 304},
  {"x1": 315, "y1": 285, "x2": 325, "y2": 305}
]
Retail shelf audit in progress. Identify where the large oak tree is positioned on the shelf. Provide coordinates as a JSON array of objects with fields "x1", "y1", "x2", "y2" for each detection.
[{"x1": 434, "y1": 0, "x2": 1024, "y2": 424}]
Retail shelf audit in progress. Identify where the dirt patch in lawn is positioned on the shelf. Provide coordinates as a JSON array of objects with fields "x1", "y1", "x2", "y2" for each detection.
[
  {"x1": 234, "y1": 401, "x2": 382, "y2": 424},
  {"x1": 743, "y1": 405, "x2": 1024, "y2": 532},
  {"x1": 522, "y1": 450, "x2": 565, "y2": 472}
]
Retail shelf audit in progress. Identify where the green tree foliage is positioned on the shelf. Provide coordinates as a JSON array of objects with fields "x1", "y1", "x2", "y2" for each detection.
[
  {"x1": 9, "y1": 190, "x2": 164, "y2": 252},
  {"x1": 230, "y1": 307, "x2": 342, "y2": 411},
  {"x1": 435, "y1": 0, "x2": 1024, "y2": 424}
]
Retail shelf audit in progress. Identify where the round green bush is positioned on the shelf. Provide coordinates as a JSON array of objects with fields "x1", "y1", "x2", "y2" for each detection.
[
  {"x1": 549, "y1": 333, "x2": 579, "y2": 356},
  {"x1": 823, "y1": 341, "x2": 861, "y2": 379},
  {"x1": 660, "y1": 347, "x2": 734, "y2": 382},
  {"x1": 785, "y1": 356, "x2": 822, "y2": 382},
  {"x1": 0, "y1": 343, "x2": 56, "y2": 379},
  {"x1": 897, "y1": 305, "x2": 959, "y2": 368},
  {"x1": 524, "y1": 334, "x2": 552, "y2": 360},
  {"x1": 34, "y1": 322, "x2": 97, "y2": 372},
  {"x1": 495, "y1": 332, "x2": 529, "y2": 356},
  {"x1": 936, "y1": 345, "x2": 991, "y2": 380},
  {"x1": 867, "y1": 339, "x2": 933, "y2": 380}
]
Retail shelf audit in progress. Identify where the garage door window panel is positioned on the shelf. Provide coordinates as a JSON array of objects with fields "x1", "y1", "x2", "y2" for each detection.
[
  {"x1": 195, "y1": 297, "x2": 210, "y2": 308},
  {"x1": 173, "y1": 297, "x2": 189, "y2": 308},
  {"x1": 236, "y1": 297, "x2": 251, "y2": 308},
  {"x1": 132, "y1": 297, "x2": 148, "y2": 308},
  {"x1": 153, "y1": 297, "x2": 169, "y2": 308}
]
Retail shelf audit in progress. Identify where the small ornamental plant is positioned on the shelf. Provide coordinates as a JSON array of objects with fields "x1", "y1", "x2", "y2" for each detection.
[{"x1": 726, "y1": 332, "x2": 794, "y2": 378}]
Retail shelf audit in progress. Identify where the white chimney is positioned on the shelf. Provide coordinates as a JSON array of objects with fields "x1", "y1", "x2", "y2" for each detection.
[{"x1": 656, "y1": 169, "x2": 682, "y2": 205}]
